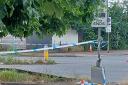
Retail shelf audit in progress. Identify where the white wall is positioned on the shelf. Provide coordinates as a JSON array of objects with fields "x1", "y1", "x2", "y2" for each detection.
[
  {"x1": 52, "y1": 29, "x2": 78, "y2": 45},
  {"x1": 0, "y1": 35, "x2": 26, "y2": 49}
]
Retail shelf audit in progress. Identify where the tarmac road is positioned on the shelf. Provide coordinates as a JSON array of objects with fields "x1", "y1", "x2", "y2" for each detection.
[{"x1": 0, "y1": 53, "x2": 128, "y2": 83}]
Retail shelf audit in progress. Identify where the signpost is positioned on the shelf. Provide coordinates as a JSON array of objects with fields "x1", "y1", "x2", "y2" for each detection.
[
  {"x1": 91, "y1": 13, "x2": 108, "y2": 67},
  {"x1": 91, "y1": 0, "x2": 108, "y2": 84},
  {"x1": 91, "y1": 18, "x2": 107, "y2": 84},
  {"x1": 106, "y1": 17, "x2": 111, "y2": 53}
]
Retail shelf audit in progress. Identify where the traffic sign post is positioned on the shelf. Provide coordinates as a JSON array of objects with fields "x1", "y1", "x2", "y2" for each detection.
[
  {"x1": 96, "y1": 28, "x2": 102, "y2": 67},
  {"x1": 91, "y1": 15, "x2": 107, "y2": 67},
  {"x1": 91, "y1": 14, "x2": 107, "y2": 62},
  {"x1": 91, "y1": 0, "x2": 108, "y2": 84},
  {"x1": 106, "y1": 17, "x2": 111, "y2": 53}
]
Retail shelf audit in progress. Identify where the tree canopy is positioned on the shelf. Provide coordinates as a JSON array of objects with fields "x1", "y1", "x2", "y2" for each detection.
[
  {"x1": 109, "y1": 0, "x2": 128, "y2": 49},
  {"x1": 0, "y1": 0, "x2": 101, "y2": 38}
]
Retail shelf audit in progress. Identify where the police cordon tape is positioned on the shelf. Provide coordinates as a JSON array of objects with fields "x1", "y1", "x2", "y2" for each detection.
[
  {"x1": 0, "y1": 41, "x2": 95, "y2": 54},
  {"x1": 0, "y1": 40, "x2": 108, "y2": 55}
]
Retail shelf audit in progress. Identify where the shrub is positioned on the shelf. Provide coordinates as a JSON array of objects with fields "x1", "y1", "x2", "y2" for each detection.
[
  {"x1": 47, "y1": 60, "x2": 56, "y2": 64},
  {"x1": 5, "y1": 56, "x2": 15, "y2": 64}
]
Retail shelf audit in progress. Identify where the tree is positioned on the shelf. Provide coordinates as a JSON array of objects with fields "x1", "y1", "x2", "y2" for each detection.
[
  {"x1": 108, "y1": 1, "x2": 128, "y2": 49},
  {"x1": 0, "y1": 0, "x2": 101, "y2": 38}
]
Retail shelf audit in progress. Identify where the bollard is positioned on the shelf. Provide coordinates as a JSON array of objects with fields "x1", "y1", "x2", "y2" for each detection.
[{"x1": 44, "y1": 45, "x2": 49, "y2": 61}]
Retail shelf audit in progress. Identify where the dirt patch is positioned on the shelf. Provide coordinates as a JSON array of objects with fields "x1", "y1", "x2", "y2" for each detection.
[{"x1": 119, "y1": 80, "x2": 128, "y2": 85}]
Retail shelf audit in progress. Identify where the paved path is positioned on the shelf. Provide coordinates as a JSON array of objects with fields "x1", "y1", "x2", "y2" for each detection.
[{"x1": 0, "y1": 54, "x2": 128, "y2": 83}]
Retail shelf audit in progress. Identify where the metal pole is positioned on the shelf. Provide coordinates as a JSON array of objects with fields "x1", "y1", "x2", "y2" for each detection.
[
  {"x1": 107, "y1": 32, "x2": 109, "y2": 53},
  {"x1": 106, "y1": 0, "x2": 109, "y2": 53},
  {"x1": 96, "y1": 28, "x2": 101, "y2": 67}
]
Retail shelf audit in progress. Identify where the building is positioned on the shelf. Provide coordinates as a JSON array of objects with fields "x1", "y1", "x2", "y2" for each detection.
[
  {"x1": 26, "y1": 29, "x2": 78, "y2": 49},
  {"x1": 0, "y1": 35, "x2": 26, "y2": 50},
  {"x1": 52, "y1": 29, "x2": 78, "y2": 45},
  {"x1": 0, "y1": 29, "x2": 78, "y2": 52}
]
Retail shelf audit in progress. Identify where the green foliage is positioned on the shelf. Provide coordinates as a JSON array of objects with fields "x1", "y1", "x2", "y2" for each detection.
[
  {"x1": 83, "y1": 28, "x2": 97, "y2": 41},
  {"x1": 109, "y1": 1, "x2": 128, "y2": 49},
  {"x1": 0, "y1": 0, "x2": 101, "y2": 38},
  {"x1": 6, "y1": 56, "x2": 15, "y2": 64},
  {"x1": 47, "y1": 59, "x2": 56, "y2": 64}
]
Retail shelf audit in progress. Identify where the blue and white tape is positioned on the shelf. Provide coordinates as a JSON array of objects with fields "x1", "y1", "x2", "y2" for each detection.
[{"x1": 0, "y1": 40, "x2": 95, "y2": 54}]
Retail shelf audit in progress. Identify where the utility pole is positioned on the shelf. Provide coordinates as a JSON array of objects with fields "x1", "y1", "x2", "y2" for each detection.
[{"x1": 107, "y1": 0, "x2": 110, "y2": 53}]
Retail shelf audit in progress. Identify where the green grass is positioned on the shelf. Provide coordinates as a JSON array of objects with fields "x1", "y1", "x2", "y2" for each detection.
[
  {"x1": 0, "y1": 56, "x2": 56, "y2": 65},
  {"x1": 0, "y1": 70, "x2": 30, "y2": 82},
  {"x1": 0, "y1": 56, "x2": 34, "y2": 64},
  {"x1": 0, "y1": 70, "x2": 70, "y2": 82}
]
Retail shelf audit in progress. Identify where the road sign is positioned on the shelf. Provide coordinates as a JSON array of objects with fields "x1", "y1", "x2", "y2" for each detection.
[
  {"x1": 91, "y1": 0, "x2": 108, "y2": 28},
  {"x1": 106, "y1": 17, "x2": 111, "y2": 32},
  {"x1": 91, "y1": 12, "x2": 107, "y2": 28},
  {"x1": 91, "y1": 18, "x2": 107, "y2": 28}
]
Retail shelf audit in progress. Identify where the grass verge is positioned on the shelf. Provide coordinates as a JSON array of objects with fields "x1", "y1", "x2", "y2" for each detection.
[
  {"x1": 0, "y1": 69, "x2": 72, "y2": 83},
  {"x1": 0, "y1": 56, "x2": 56, "y2": 65}
]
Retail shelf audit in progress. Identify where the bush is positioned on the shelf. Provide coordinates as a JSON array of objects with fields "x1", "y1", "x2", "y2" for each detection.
[
  {"x1": 5, "y1": 56, "x2": 15, "y2": 64},
  {"x1": 35, "y1": 59, "x2": 56, "y2": 64},
  {"x1": 47, "y1": 60, "x2": 56, "y2": 64}
]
